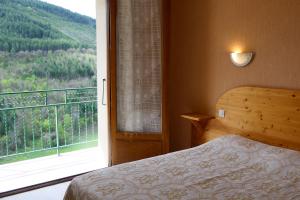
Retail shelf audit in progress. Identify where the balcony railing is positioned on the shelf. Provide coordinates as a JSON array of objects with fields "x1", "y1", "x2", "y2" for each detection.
[{"x1": 0, "y1": 87, "x2": 98, "y2": 162}]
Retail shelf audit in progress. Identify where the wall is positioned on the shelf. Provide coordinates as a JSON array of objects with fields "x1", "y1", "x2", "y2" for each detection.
[{"x1": 168, "y1": 0, "x2": 300, "y2": 151}]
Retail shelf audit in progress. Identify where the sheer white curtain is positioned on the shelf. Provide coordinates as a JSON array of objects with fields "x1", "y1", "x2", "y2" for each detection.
[{"x1": 116, "y1": 0, "x2": 162, "y2": 133}]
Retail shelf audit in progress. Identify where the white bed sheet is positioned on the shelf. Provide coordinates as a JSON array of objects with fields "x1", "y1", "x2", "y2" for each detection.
[{"x1": 64, "y1": 135, "x2": 300, "y2": 200}]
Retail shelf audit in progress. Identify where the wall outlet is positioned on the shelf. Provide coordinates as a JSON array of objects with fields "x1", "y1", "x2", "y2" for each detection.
[{"x1": 218, "y1": 109, "x2": 225, "y2": 118}]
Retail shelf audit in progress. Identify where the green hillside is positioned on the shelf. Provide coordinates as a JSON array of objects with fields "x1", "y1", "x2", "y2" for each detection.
[
  {"x1": 0, "y1": 0, "x2": 97, "y2": 93},
  {"x1": 0, "y1": 0, "x2": 96, "y2": 52}
]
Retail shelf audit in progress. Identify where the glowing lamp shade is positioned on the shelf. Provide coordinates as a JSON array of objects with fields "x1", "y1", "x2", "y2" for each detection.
[{"x1": 230, "y1": 52, "x2": 253, "y2": 67}]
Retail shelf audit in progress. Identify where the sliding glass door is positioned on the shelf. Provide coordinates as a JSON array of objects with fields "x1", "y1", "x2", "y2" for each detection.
[{"x1": 109, "y1": 0, "x2": 169, "y2": 165}]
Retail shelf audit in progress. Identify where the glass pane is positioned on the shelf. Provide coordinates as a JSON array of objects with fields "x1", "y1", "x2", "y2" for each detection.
[{"x1": 116, "y1": 0, "x2": 162, "y2": 133}]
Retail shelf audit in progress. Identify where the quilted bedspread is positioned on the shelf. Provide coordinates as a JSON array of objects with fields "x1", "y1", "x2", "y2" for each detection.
[{"x1": 64, "y1": 135, "x2": 300, "y2": 200}]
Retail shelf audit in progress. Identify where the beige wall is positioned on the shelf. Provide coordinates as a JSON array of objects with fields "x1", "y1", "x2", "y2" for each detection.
[{"x1": 168, "y1": 0, "x2": 300, "y2": 151}]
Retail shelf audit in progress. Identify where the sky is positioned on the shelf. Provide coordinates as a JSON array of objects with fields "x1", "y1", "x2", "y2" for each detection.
[{"x1": 41, "y1": 0, "x2": 96, "y2": 19}]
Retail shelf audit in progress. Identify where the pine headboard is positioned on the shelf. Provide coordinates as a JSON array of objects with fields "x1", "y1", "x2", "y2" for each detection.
[{"x1": 202, "y1": 87, "x2": 300, "y2": 151}]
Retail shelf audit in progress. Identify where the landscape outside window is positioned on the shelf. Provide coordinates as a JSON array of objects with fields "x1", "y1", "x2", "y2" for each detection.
[{"x1": 0, "y1": 0, "x2": 98, "y2": 165}]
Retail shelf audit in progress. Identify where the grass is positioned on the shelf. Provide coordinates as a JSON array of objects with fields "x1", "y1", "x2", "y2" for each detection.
[{"x1": 0, "y1": 140, "x2": 98, "y2": 165}]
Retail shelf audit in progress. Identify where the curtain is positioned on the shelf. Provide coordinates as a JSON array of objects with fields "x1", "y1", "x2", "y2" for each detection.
[{"x1": 116, "y1": 0, "x2": 162, "y2": 133}]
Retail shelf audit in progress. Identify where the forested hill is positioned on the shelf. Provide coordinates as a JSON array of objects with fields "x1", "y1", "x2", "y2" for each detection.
[{"x1": 0, "y1": 0, "x2": 96, "y2": 52}]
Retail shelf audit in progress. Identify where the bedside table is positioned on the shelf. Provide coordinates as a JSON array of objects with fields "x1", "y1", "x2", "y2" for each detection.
[{"x1": 181, "y1": 113, "x2": 214, "y2": 147}]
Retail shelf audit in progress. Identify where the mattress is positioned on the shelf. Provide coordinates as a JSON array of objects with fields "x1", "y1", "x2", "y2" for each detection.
[{"x1": 64, "y1": 135, "x2": 300, "y2": 200}]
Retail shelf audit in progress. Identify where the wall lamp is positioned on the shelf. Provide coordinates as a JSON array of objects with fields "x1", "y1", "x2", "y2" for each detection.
[{"x1": 230, "y1": 52, "x2": 254, "y2": 67}]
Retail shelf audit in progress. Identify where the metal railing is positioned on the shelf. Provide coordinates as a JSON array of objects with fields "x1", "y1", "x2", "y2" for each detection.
[{"x1": 0, "y1": 87, "x2": 98, "y2": 159}]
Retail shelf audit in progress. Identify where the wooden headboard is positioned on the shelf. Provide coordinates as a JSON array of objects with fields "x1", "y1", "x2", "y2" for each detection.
[{"x1": 202, "y1": 86, "x2": 300, "y2": 151}]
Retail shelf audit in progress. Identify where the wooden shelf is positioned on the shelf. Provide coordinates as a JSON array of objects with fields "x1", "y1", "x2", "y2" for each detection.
[
  {"x1": 181, "y1": 113, "x2": 213, "y2": 122},
  {"x1": 181, "y1": 113, "x2": 214, "y2": 147}
]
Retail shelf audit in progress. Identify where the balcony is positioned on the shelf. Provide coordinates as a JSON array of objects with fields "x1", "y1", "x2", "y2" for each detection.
[{"x1": 0, "y1": 87, "x2": 103, "y2": 193}]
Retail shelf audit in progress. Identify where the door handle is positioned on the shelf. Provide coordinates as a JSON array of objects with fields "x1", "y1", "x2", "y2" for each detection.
[{"x1": 102, "y1": 78, "x2": 107, "y2": 106}]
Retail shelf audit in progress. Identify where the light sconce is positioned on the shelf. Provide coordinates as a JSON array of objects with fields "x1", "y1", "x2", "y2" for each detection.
[{"x1": 230, "y1": 52, "x2": 254, "y2": 67}]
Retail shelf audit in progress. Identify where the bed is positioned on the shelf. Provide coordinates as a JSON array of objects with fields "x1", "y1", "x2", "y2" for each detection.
[
  {"x1": 64, "y1": 135, "x2": 300, "y2": 200},
  {"x1": 64, "y1": 86, "x2": 300, "y2": 200}
]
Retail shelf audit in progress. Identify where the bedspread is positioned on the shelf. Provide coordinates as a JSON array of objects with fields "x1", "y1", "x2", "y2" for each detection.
[{"x1": 64, "y1": 135, "x2": 300, "y2": 200}]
